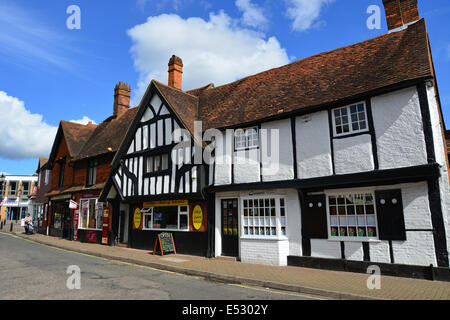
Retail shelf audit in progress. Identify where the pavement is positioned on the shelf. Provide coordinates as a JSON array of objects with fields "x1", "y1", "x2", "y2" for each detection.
[{"x1": 1, "y1": 221, "x2": 450, "y2": 300}]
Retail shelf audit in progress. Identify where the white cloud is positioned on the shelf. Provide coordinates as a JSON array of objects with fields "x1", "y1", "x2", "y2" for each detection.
[
  {"x1": 0, "y1": 91, "x2": 57, "y2": 160},
  {"x1": 127, "y1": 11, "x2": 290, "y2": 104},
  {"x1": 285, "y1": 0, "x2": 335, "y2": 32},
  {"x1": 69, "y1": 116, "x2": 96, "y2": 125},
  {"x1": 235, "y1": 0, "x2": 268, "y2": 29}
]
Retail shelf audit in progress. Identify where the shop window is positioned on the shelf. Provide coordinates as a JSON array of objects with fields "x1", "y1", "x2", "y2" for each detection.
[
  {"x1": 235, "y1": 127, "x2": 259, "y2": 151},
  {"x1": 332, "y1": 102, "x2": 368, "y2": 137},
  {"x1": 142, "y1": 205, "x2": 189, "y2": 231},
  {"x1": 79, "y1": 199, "x2": 102, "y2": 230},
  {"x1": 242, "y1": 197, "x2": 286, "y2": 238},
  {"x1": 327, "y1": 193, "x2": 378, "y2": 239}
]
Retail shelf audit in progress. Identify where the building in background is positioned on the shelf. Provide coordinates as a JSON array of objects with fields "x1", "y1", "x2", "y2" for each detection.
[
  {"x1": 0, "y1": 174, "x2": 38, "y2": 222},
  {"x1": 28, "y1": 157, "x2": 51, "y2": 233}
]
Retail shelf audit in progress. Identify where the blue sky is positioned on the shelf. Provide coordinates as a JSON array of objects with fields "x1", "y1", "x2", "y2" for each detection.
[{"x1": 0, "y1": 0, "x2": 449, "y2": 175}]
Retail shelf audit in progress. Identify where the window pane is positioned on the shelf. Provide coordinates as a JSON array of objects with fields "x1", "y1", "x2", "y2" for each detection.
[
  {"x1": 147, "y1": 157, "x2": 153, "y2": 173},
  {"x1": 179, "y1": 214, "x2": 188, "y2": 230},
  {"x1": 155, "y1": 156, "x2": 161, "y2": 171},
  {"x1": 153, "y1": 206, "x2": 178, "y2": 229},
  {"x1": 162, "y1": 154, "x2": 169, "y2": 170}
]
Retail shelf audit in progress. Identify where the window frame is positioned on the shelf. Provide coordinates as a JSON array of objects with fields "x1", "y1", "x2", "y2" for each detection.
[
  {"x1": 144, "y1": 152, "x2": 171, "y2": 177},
  {"x1": 240, "y1": 195, "x2": 287, "y2": 240},
  {"x1": 86, "y1": 160, "x2": 98, "y2": 187},
  {"x1": 234, "y1": 127, "x2": 259, "y2": 151},
  {"x1": 332, "y1": 102, "x2": 369, "y2": 137},
  {"x1": 325, "y1": 190, "x2": 379, "y2": 242},
  {"x1": 78, "y1": 198, "x2": 103, "y2": 231},
  {"x1": 8, "y1": 181, "x2": 17, "y2": 197},
  {"x1": 142, "y1": 205, "x2": 190, "y2": 232}
]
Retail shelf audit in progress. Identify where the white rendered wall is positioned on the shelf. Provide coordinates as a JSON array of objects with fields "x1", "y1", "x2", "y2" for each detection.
[
  {"x1": 296, "y1": 111, "x2": 333, "y2": 179},
  {"x1": 427, "y1": 83, "x2": 450, "y2": 266},
  {"x1": 261, "y1": 119, "x2": 294, "y2": 182},
  {"x1": 214, "y1": 131, "x2": 233, "y2": 185},
  {"x1": 240, "y1": 239, "x2": 289, "y2": 266},
  {"x1": 371, "y1": 86, "x2": 427, "y2": 170},
  {"x1": 233, "y1": 148, "x2": 260, "y2": 184},
  {"x1": 333, "y1": 134, "x2": 374, "y2": 175}
]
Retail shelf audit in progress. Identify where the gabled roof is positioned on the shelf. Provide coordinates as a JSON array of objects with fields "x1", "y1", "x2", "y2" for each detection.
[
  {"x1": 48, "y1": 121, "x2": 97, "y2": 166},
  {"x1": 73, "y1": 107, "x2": 139, "y2": 161},
  {"x1": 60, "y1": 121, "x2": 97, "y2": 156},
  {"x1": 180, "y1": 19, "x2": 431, "y2": 130},
  {"x1": 153, "y1": 80, "x2": 199, "y2": 136},
  {"x1": 36, "y1": 157, "x2": 49, "y2": 173}
]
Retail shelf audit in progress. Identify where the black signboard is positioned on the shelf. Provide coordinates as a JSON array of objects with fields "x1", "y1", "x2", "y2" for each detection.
[{"x1": 153, "y1": 232, "x2": 176, "y2": 256}]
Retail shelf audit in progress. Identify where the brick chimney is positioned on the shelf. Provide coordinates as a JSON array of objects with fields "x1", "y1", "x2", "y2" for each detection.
[
  {"x1": 168, "y1": 55, "x2": 183, "y2": 90},
  {"x1": 113, "y1": 82, "x2": 130, "y2": 118},
  {"x1": 382, "y1": 0, "x2": 420, "y2": 32}
]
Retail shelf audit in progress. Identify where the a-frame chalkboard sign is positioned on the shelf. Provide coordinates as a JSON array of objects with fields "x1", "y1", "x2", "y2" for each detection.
[{"x1": 153, "y1": 232, "x2": 176, "y2": 256}]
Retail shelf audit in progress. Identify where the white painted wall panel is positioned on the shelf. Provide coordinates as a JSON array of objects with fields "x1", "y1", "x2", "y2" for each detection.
[
  {"x1": 334, "y1": 134, "x2": 374, "y2": 175},
  {"x1": 261, "y1": 119, "x2": 294, "y2": 182},
  {"x1": 214, "y1": 131, "x2": 233, "y2": 185},
  {"x1": 369, "y1": 242, "x2": 391, "y2": 263},
  {"x1": 310, "y1": 240, "x2": 341, "y2": 259},
  {"x1": 344, "y1": 242, "x2": 364, "y2": 261},
  {"x1": 233, "y1": 148, "x2": 260, "y2": 184},
  {"x1": 371, "y1": 86, "x2": 427, "y2": 169},
  {"x1": 401, "y1": 182, "x2": 432, "y2": 230},
  {"x1": 392, "y1": 231, "x2": 437, "y2": 266},
  {"x1": 296, "y1": 111, "x2": 333, "y2": 179}
]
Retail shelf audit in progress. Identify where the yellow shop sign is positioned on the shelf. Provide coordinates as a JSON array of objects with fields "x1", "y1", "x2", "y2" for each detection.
[
  {"x1": 192, "y1": 205, "x2": 203, "y2": 230},
  {"x1": 143, "y1": 200, "x2": 188, "y2": 207}
]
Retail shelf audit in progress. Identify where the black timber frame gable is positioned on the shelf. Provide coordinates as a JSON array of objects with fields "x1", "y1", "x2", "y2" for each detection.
[{"x1": 104, "y1": 81, "x2": 204, "y2": 201}]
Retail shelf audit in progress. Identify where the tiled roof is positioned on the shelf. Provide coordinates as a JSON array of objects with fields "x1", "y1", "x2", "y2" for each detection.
[
  {"x1": 60, "y1": 121, "x2": 97, "y2": 157},
  {"x1": 73, "y1": 107, "x2": 139, "y2": 161},
  {"x1": 163, "y1": 19, "x2": 432, "y2": 131}
]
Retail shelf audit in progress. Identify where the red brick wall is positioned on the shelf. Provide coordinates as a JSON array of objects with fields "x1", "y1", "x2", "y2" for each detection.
[{"x1": 51, "y1": 136, "x2": 74, "y2": 190}]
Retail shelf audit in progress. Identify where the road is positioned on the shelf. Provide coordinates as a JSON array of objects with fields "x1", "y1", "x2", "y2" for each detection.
[{"x1": 0, "y1": 233, "x2": 319, "y2": 300}]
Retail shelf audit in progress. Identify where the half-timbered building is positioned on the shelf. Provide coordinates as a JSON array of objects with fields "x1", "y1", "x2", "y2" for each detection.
[{"x1": 101, "y1": 0, "x2": 450, "y2": 274}]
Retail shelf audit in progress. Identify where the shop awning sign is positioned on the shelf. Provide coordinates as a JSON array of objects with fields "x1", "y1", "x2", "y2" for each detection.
[{"x1": 69, "y1": 200, "x2": 78, "y2": 209}]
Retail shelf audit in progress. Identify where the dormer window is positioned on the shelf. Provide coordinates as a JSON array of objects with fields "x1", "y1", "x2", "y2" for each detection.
[
  {"x1": 332, "y1": 102, "x2": 368, "y2": 137},
  {"x1": 234, "y1": 127, "x2": 259, "y2": 151}
]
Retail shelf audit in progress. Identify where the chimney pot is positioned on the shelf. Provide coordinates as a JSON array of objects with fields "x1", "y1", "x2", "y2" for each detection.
[
  {"x1": 114, "y1": 81, "x2": 131, "y2": 118},
  {"x1": 168, "y1": 55, "x2": 183, "y2": 90},
  {"x1": 382, "y1": 0, "x2": 420, "y2": 32}
]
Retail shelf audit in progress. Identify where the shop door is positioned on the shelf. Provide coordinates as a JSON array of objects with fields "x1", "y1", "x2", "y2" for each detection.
[
  {"x1": 221, "y1": 199, "x2": 239, "y2": 257},
  {"x1": 62, "y1": 207, "x2": 72, "y2": 240}
]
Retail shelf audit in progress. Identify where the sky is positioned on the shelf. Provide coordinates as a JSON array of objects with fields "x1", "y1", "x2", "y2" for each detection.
[{"x1": 0, "y1": 0, "x2": 449, "y2": 175}]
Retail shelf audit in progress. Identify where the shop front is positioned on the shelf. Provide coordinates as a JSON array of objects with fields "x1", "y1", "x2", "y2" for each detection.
[
  {"x1": 73, "y1": 192, "x2": 105, "y2": 244},
  {"x1": 48, "y1": 194, "x2": 72, "y2": 239},
  {"x1": 128, "y1": 200, "x2": 208, "y2": 256}
]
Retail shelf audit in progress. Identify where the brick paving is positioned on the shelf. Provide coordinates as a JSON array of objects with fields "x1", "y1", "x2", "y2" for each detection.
[{"x1": 1, "y1": 223, "x2": 449, "y2": 300}]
